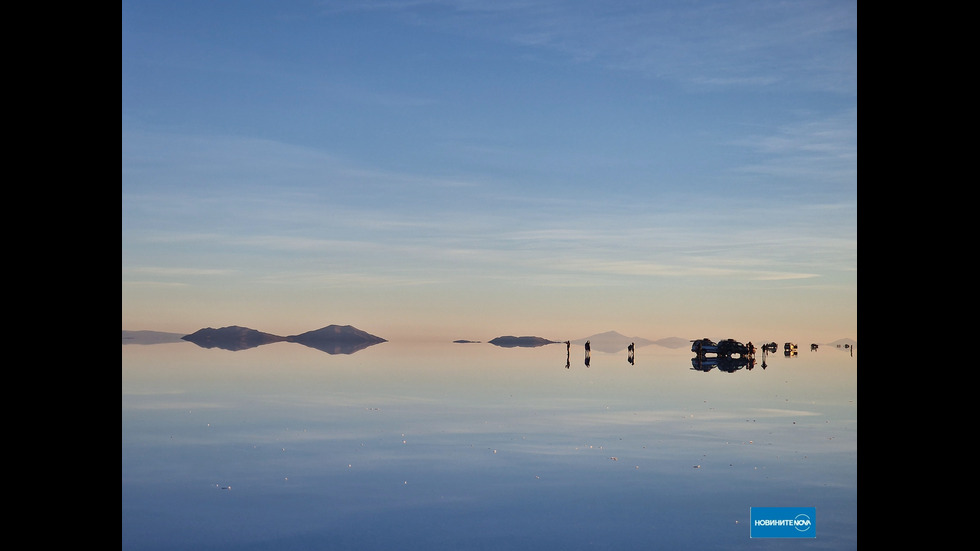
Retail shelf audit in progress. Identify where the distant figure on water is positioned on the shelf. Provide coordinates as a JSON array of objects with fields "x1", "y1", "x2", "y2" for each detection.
[
  {"x1": 627, "y1": 342, "x2": 634, "y2": 365},
  {"x1": 584, "y1": 340, "x2": 591, "y2": 367},
  {"x1": 565, "y1": 341, "x2": 571, "y2": 369}
]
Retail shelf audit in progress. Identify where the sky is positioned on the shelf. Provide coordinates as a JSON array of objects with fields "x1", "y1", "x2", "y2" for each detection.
[{"x1": 121, "y1": 0, "x2": 857, "y2": 344}]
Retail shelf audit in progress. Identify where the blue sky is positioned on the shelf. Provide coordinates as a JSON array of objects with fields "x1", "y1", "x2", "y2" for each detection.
[{"x1": 122, "y1": 1, "x2": 857, "y2": 343}]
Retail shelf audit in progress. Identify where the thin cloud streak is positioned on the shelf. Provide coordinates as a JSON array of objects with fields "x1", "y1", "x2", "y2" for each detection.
[
  {"x1": 329, "y1": 0, "x2": 857, "y2": 93},
  {"x1": 123, "y1": 281, "x2": 191, "y2": 288},
  {"x1": 126, "y1": 266, "x2": 235, "y2": 277},
  {"x1": 729, "y1": 109, "x2": 857, "y2": 185},
  {"x1": 548, "y1": 259, "x2": 819, "y2": 282}
]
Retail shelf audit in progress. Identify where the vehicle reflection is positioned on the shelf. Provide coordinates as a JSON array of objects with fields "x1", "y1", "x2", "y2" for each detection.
[
  {"x1": 784, "y1": 342, "x2": 798, "y2": 357},
  {"x1": 690, "y1": 355, "x2": 756, "y2": 373}
]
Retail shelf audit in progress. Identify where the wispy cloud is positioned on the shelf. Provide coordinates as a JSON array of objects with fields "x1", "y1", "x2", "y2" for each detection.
[
  {"x1": 122, "y1": 281, "x2": 191, "y2": 288},
  {"x1": 545, "y1": 258, "x2": 819, "y2": 282},
  {"x1": 122, "y1": 266, "x2": 234, "y2": 288},
  {"x1": 257, "y1": 270, "x2": 445, "y2": 288},
  {"x1": 323, "y1": 0, "x2": 856, "y2": 93},
  {"x1": 126, "y1": 266, "x2": 235, "y2": 277},
  {"x1": 730, "y1": 109, "x2": 857, "y2": 185}
]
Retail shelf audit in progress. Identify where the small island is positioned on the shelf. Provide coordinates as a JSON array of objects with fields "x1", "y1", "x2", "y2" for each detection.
[
  {"x1": 286, "y1": 325, "x2": 387, "y2": 355},
  {"x1": 182, "y1": 326, "x2": 284, "y2": 351},
  {"x1": 488, "y1": 336, "x2": 558, "y2": 348}
]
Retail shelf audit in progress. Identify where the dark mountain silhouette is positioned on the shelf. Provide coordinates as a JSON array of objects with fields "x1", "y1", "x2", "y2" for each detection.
[
  {"x1": 285, "y1": 325, "x2": 387, "y2": 355},
  {"x1": 489, "y1": 336, "x2": 558, "y2": 348},
  {"x1": 179, "y1": 324, "x2": 386, "y2": 354},
  {"x1": 122, "y1": 330, "x2": 187, "y2": 345},
  {"x1": 182, "y1": 326, "x2": 285, "y2": 351}
]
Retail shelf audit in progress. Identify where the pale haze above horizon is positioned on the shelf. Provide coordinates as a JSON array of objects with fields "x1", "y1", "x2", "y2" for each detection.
[{"x1": 122, "y1": 1, "x2": 857, "y2": 344}]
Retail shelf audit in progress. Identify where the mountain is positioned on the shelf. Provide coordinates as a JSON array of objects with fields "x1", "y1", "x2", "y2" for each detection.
[
  {"x1": 652, "y1": 337, "x2": 691, "y2": 349},
  {"x1": 178, "y1": 324, "x2": 387, "y2": 354},
  {"x1": 825, "y1": 338, "x2": 857, "y2": 348},
  {"x1": 181, "y1": 326, "x2": 285, "y2": 351},
  {"x1": 285, "y1": 325, "x2": 387, "y2": 355},
  {"x1": 287, "y1": 324, "x2": 386, "y2": 343},
  {"x1": 571, "y1": 331, "x2": 654, "y2": 353},
  {"x1": 489, "y1": 336, "x2": 559, "y2": 348},
  {"x1": 122, "y1": 330, "x2": 188, "y2": 345}
]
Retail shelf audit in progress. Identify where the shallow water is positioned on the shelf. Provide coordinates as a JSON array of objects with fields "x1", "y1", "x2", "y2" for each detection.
[{"x1": 122, "y1": 340, "x2": 857, "y2": 550}]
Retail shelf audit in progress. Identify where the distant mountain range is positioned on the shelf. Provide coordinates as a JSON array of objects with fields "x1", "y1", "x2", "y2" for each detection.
[
  {"x1": 486, "y1": 332, "x2": 692, "y2": 351},
  {"x1": 825, "y1": 338, "x2": 858, "y2": 348},
  {"x1": 571, "y1": 331, "x2": 687, "y2": 353},
  {"x1": 648, "y1": 336, "x2": 694, "y2": 349}
]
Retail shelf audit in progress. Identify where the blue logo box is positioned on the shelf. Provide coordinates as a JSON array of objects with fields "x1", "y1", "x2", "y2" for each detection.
[{"x1": 750, "y1": 507, "x2": 816, "y2": 538}]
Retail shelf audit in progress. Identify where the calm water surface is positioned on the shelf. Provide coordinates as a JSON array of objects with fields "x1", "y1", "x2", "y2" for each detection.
[{"x1": 122, "y1": 340, "x2": 857, "y2": 550}]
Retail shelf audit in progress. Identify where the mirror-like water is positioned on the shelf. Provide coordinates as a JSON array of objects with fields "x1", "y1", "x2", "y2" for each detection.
[{"x1": 122, "y1": 340, "x2": 857, "y2": 550}]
